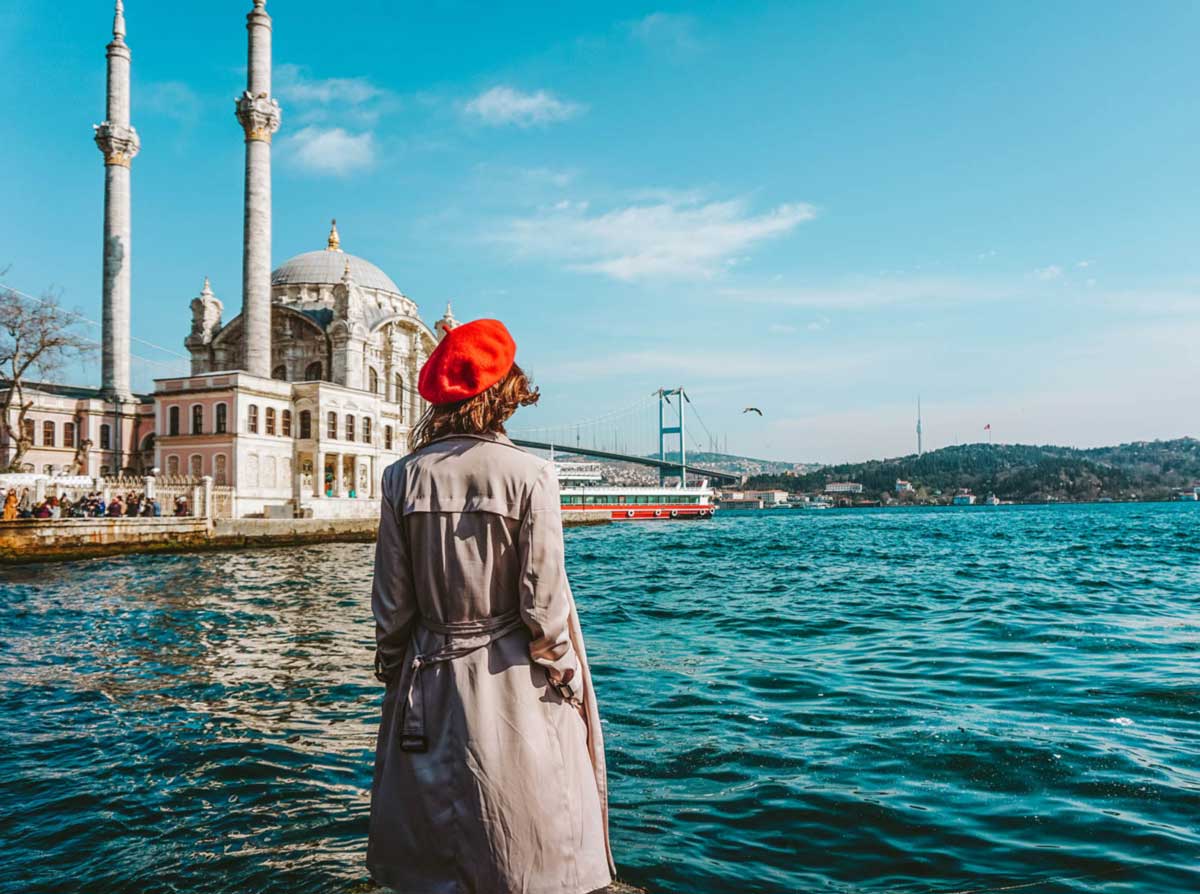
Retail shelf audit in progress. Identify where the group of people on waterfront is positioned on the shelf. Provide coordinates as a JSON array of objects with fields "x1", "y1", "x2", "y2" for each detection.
[{"x1": 1, "y1": 488, "x2": 192, "y2": 521}]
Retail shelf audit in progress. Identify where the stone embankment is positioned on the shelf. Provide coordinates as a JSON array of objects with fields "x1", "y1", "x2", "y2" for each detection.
[{"x1": 0, "y1": 512, "x2": 610, "y2": 565}]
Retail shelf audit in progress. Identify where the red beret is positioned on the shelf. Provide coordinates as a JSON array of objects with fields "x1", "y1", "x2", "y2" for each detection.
[{"x1": 418, "y1": 319, "x2": 517, "y2": 405}]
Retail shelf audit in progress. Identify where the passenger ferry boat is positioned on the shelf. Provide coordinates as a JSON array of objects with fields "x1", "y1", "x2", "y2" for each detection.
[{"x1": 556, "y1": 462, "x2": 716, "y2": 521}]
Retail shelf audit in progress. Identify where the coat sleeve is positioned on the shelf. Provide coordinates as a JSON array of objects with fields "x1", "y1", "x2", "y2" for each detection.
[
  {"x1": 519, "y1": 462, "x2": 583, "y2": 703},
  {"x1": 372, "y1": 464, "x2": 417, "y2": 684}
]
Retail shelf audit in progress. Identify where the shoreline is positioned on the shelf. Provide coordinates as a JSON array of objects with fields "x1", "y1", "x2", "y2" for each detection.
[{"x1": 0, "y1": 514, "x2": 611, "y2": 566}]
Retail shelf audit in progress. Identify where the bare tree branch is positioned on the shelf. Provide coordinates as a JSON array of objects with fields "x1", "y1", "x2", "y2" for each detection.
[{"x1": 0, "y1": 281, "x2": 96, "y2": 472}]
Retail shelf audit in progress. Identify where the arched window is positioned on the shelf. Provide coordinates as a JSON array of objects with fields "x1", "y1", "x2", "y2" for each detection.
[
  {"x1": 168, "y1": 406, "x2": 180, "y2": 436},
  {"x1": 166, "y1": 454, "x2": 180, "y2": 476},
  {"x1": 100, "y1": 424, "x2": 112, "y2": 450},
  {"x1": 299, "y1": 410, "x2": 312, "y2": 439},
  {"x1": 272, "y1": 364, "x2": 287, "y2": 381},
  {"x1": 248, "y1": 404, "x2": 259, "y2": 434},
  {"x1": 42, "y1": 421, "x2": 55, "y2": 446},
  {"x1": 282, "y1": 409, "x2": 292, "y2": 437},
  {"x1": 189, "y1": 455, "x2": 203, "y2": 478},
  {"x1": 363, "y1": 417, "x2": 372, "y2": 443},
  {"x1": 394, "y1": 374, "x2": 405, "y2": 419},
  {"x1": 191, "y1": 404, "x2": 203, "y2": 435},
  {"x1": 369, "y1": 367, "x2": 380, "y2": 394},
  {"x1": 63, "y1": 422, "x2": 76, "y2": 448},
  {"x1": 215, "y1": 403, "x2": 228, "y2": 434},
  {"x1": 21, "y1": 418, "x2": 34, "y2": 444},
  {"x1": 265, "y1": 407, "x2": 276, "y2": 436},
  {"x1": 346, "y1": 415, "x2": 356, "y2": 442},
  {"x1": 305, "y1": 361, "x2": 323, "y2": 381},
  {"x1": 327, "y1": 412, "x2": 338, "y2": 439},
  {"x1": 214, "y1": 454, "x2": 228, "y2": 486},
  {"x1": 385, "y1": 425, "x2": 393, "y2": 451}
]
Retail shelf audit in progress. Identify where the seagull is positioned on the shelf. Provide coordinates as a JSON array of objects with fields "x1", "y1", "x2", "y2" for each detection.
[{"x1": 743, "y1": 407, "x2": 763, "y2": 416}]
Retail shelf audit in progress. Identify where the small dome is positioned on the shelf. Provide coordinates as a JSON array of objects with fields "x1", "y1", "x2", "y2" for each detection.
[{"x1": 272, "y1": 250, "x2": 402, "y2": 295}]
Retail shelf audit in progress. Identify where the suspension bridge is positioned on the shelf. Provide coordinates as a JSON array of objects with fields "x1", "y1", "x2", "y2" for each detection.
[{"x1": 509, "y1": 388, "x2": 743, "y2": 485}]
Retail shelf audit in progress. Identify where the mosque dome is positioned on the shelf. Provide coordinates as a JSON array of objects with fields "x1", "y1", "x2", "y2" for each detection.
[{"x1": 271, "y1": 220, "x2": 402, "y2": 295}]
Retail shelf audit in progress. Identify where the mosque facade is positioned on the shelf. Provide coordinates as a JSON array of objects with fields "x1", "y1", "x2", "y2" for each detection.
[{"x1": 1, "y1": 1, "x2": 450, "y2": 518}]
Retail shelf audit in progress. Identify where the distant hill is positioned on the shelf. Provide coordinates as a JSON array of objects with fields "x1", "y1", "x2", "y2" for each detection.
[
  {"x1": 655, "y1": 451, "x2": 817, "y2": 477},
  {"x1": 744, "y1": 438, "x2": 1200, "y2": 503}
]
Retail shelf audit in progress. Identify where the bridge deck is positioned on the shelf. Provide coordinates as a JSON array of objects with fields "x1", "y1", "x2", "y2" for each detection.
[{"x1": 510, "y1": 438, "x2": 741, "y2": 485}]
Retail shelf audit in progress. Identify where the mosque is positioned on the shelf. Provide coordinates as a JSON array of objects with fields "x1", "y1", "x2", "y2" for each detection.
[{"x1": 3, "y1": 1, "x2": 453, "y2": 518}]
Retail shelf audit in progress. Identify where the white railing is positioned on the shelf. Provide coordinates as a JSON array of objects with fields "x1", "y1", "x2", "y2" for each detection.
[{"x1": 1, "y1": 472, "x2": 219, "y2": 520}]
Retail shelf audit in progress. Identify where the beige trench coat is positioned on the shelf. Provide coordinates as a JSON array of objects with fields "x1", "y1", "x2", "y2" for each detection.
[{"x1": 368, "y1": 432, "x2": 614, "y2": 894}]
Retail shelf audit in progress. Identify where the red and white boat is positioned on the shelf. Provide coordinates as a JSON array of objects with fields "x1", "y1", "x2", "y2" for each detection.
[{"x1": 556, "y1": 462, "x2": 716, "y2": 521}]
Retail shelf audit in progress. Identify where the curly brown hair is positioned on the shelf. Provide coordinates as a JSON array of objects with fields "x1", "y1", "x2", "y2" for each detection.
[{"x1": 410, "y1": 363, "x2": 540, "y2": 452}]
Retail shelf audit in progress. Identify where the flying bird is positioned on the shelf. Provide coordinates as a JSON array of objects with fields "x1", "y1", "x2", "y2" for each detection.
[{"x1": 743, "y1": 407, "x2": 763, "y2": 416}]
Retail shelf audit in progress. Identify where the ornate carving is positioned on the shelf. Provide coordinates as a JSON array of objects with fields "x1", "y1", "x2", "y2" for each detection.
[
  {"x1": 94, "y1": 122, "x2": 140, "y2": 167},
  {"x1": 188, "y1": 277, "x2": 223, "y2": 341},
  {"x1": 235, "y1": 91, "x2": 281, "y2": 143}
]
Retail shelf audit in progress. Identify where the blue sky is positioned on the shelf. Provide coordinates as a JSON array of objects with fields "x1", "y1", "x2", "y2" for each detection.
[{"x1": 2, "y1": 0, "x2": 1198, "y2": 462}]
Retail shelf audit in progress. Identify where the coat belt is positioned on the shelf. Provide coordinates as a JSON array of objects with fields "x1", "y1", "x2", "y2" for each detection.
[{"x1": 396, "y1": 609, "x2": 525, "y2": 753}]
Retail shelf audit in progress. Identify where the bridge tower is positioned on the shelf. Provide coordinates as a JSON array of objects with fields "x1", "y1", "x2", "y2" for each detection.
[{"x1": 658, "y1": 387, "x2": 687, "y2": 485}]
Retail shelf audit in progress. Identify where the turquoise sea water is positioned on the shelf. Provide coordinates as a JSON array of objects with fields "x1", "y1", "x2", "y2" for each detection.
[{"x1": 1, "y1": 503, "x2": 1198, "y2": 893}]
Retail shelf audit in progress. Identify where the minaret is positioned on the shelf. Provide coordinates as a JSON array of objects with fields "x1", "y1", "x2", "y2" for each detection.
[
  {"x1": 94, "y1": 0, "x2": 140, "y2": 400},
  {"x1": 235, "y1": 0, "x2": 282, "y2": 378}
]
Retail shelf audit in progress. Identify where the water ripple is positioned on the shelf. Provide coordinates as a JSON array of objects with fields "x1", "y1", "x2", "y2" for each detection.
[{"x1": 1, "y1": 503, "x2": 1199, "y2": 892}]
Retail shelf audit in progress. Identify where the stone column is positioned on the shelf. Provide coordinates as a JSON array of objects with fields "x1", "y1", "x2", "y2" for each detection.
[
  {"x1": 94, "y1": 1, "x2": 140, "y2": 401},
  {"x1": 332, "y1": 453, "x2": 343, "y2": 496},
  {"x1": 235, "y1": 0, "x2": 281, "y2": 379}
]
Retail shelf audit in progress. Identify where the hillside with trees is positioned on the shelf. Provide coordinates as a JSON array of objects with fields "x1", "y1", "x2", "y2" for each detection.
[{"x1": 744, "y1": 439, "x2": 1200, "y2": 503}]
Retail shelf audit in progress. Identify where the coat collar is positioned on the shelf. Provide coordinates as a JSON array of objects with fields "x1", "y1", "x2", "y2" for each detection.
[{"x1": 430, "y1": 430, "x2": 519, "y2": 450}]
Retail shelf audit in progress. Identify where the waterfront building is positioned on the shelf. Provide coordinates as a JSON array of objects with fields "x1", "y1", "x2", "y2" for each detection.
[
  {"x1": 1, "y1": 1, "x2": 447, "y2": 518},
  {"x1": 895, "y1": 479, "x2": 914, "y2": 493},
  {"x1": 741, "y1": 489, "x2": 789, "y2": 506},
  {"x1": 824, "y1": 482, "x2": 864, "y2": 495}
]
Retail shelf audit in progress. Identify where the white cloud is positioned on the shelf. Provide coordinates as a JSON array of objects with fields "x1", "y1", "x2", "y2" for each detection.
[
  {"x1": 629, "y1": 13, "x2": 700, "y2": 50},
  {"x1": 275, "y1": 64, "x2": 394, "y2": 127},
  {"x1": 769, "y1": 323, "x2": 797, "y2": 334},
  {"x1": 464, "y1": 86, "x2": 584, "y2": 127},
  {"x1": 277, "y1": 65, "x2": 385, "y2": 106},
  {"x1": 283, "y1": 127, "x2": 377, "y2": 176},
  {"x1": 496, "y1": 195, "x2": 815, "y2": 280},
  {"x1": 545, "y1": 346, "x2": 876, "y2": 381},
  {"x1": 1035, "y1": 264, "x2": 1064, "y2": 280},
  {"x1": 1076, "y1": 259, "x2": 1093, "y2": 268},
  {"x1": 724, "y1": 276, "x2": 1005, "y2": 310},
  {"x1": 273, "y1": 64, "x2": 389, "y2": 177}
]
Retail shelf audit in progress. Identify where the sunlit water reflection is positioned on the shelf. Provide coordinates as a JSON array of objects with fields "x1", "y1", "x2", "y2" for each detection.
[{"x1": 2, "y1": 503, "x2": 1198, "y2": 893}]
